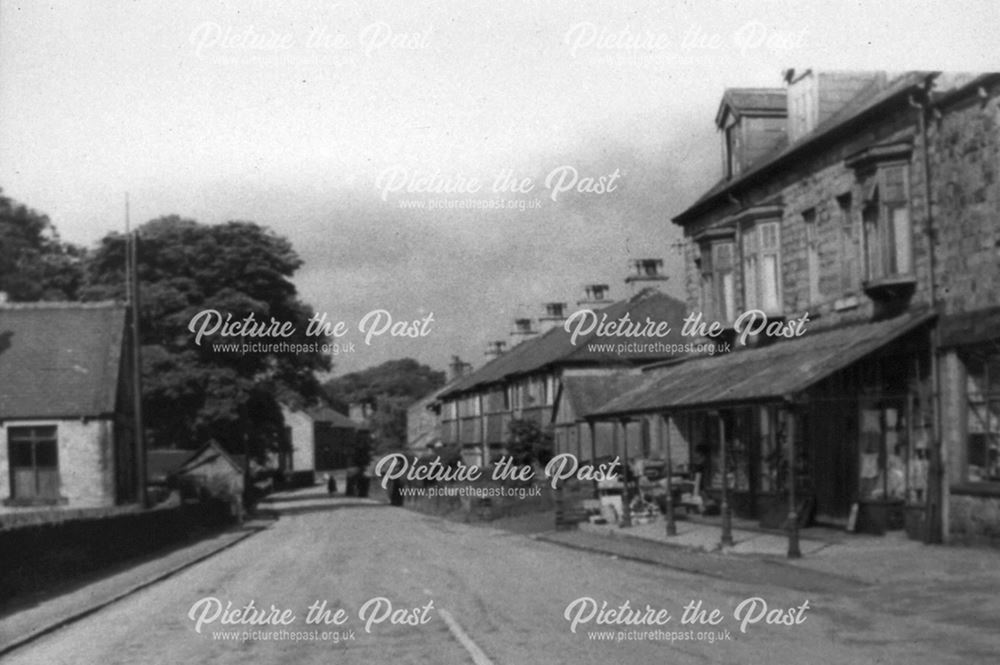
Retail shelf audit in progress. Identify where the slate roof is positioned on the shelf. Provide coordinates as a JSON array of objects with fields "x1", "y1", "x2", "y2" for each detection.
[
  {"x1": 677, "y1": 71, "x2": 931, "y2": 225},
  {"x1": 0, "y1": 301, "x2": 127, "y2": 419},
  {"x1": 592, "y1": 311, "x2": 935, "y2": 418},
  {"x1": 146, "y1": 449, "x2": 193, "y2": 483},
  {"x1": 439, "y1": 290, "x2": 690, "y2": 398},
  {"x1": 177, "y1": 440, "x2": 245, "y2": 475},
  {"x1": 715, "y1": 88, "x2": 787, "y2": 125}
]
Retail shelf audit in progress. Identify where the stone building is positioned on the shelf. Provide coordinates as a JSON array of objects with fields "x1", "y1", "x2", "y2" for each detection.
[
  {"x1": 0, "y1": 302, "x2": 139, "y2": 511},
  {"x1": 590, "y1": 70, "x2": 1000, "y2": 543},
  {"x1": 437, "y1": 269, "x2": 688, "y2": 467}
]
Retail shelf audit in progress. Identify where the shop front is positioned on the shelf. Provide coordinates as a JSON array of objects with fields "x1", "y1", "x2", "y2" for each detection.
[{"x1": 590, "y1": 311, "x2": 936, "y2": 536}]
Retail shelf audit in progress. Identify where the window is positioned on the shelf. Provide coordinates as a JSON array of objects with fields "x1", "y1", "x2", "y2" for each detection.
[
  {"x1": 7, "y1": 426, "x2": 60, "y2": 502},
  {"x1": 725, "y1": 124, "x2": 739, "y2": 178},
  {"x1": 837, "y1": 194, "x2": 858, "y2": 292},
  {"x1": 966, "y1": 352, "x2": 1000, "y2": 483},
  {"x1": 704, "y1": 241, "x2": 736, "y2": 322},
  {"x1": 804, "y1": 209, "x2": 820, "y2": 304},
  {"x1": 862, "y1": 163, "x2": 912, "y2": 281},
  {"x1": 741, "y1": 221, "x2": 782, "y2": 314}
]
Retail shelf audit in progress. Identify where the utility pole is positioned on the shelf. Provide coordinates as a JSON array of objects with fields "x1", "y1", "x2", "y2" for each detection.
[{"x1": 126, "y1": 194, "x2": 147, "y2": 507}]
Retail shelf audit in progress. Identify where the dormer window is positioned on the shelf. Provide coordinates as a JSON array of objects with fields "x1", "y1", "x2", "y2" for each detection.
[
  {"x1": 725, "y1": 123, "x2": 740, "y2": 179},
  {"x1": 716, "y1": 88, "x2": 787, "y2": 181}
]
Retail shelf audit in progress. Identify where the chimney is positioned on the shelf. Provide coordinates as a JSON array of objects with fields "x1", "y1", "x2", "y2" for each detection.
[
  {"x1": 448, "y1": 355, "x2": 471, "y2": 381},
  {"x1": 538, "y1": 302, "x2": 567, "y2": 333},
  {"x1": 784, "y1": 69, "x2": 884, "y2": 143},
  {"x1": 510, "y1": 317, "x2": 538, "y2": 346},
  {"x1": 624, "y1": 258, "x2": 669, "y2": 295},
  {"x1": 577, "y1": 283, "x2": 613, "y2": 307},
  {"x1": 484, "y1": 340, "x2": 507, "y2": 360}
]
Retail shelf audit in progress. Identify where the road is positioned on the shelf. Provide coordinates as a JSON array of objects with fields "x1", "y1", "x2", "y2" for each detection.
[{"x1": 5, "y1": 490, "x2": 998, "y2": 664}]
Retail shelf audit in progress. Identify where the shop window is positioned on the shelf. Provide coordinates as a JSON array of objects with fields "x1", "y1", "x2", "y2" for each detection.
[
  {"x1": 966, "y1": 352, "x2": 1000, "y2": 483},
  {"x1": 7, "y1": 426, "x2": 60, "y2": 502}
]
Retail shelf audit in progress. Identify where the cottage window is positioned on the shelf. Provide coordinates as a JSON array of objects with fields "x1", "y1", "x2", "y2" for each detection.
[
  {"x1": 741, "y1": 221, "x2": 782, "y2": 315},
  {"x1": 965, "y1": 351, "x2": 1000, "y2": 483},
  {"x1": 862, "y1": 163, "x2": 912, "y2": 281},
  {"x1": 7, "y1": 426, "x2": 60, "y2": 502}
]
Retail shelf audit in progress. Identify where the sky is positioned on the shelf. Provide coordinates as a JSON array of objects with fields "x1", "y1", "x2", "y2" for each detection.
[{"x1": 1, "y1": 0, "x2": 998, "y2": 375}]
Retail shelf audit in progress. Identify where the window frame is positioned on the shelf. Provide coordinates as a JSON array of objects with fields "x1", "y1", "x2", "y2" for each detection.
[
  {"x1": 964, "y1": 350, "x2": 1000, "y2": 484},
  {"x1": 837, "y1": 193, "x2": 859, "y2": 294},
  {"x1": 845, "y1": 141, "x2": 914, "y2": 287},
  {"x1": 738, "y1": 212, "x2": 784, "y2": 317},
  {"x1": 7, "y1": 425, "x2": 61, "y2": 503}
]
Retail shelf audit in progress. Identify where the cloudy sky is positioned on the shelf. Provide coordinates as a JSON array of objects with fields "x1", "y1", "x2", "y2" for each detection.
[{"x1": 2, "y1": 0, "x2": 997, "y2": 374}]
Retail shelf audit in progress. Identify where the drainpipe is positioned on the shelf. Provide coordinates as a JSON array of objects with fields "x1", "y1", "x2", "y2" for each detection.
[{"x1": 910, "y1": 78, "x2": 945, "y2": 544}]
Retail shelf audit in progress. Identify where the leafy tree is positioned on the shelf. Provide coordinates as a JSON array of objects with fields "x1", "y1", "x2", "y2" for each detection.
[
  {"x1": 83, "y1": 216, "x2": 329, "y2": 459},
  {"x1": 0, "y1": 190, "x2": 86, "y2": 301},
  {"x1": 506, "y1": 418, "x2": 554, "y2": 467},
  {"x1": 324, "y1": 358, "x2": 445, "y2": 455}
]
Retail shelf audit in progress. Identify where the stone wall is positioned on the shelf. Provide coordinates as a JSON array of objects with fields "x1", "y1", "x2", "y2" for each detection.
[{"x1": 949, "y1": 493, "x2": 1000, "y2": 543}]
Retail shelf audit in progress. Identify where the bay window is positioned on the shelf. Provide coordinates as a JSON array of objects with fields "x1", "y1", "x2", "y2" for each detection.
[{"x1": 741, "y1": 219, "x2": 782, "y2": 315}]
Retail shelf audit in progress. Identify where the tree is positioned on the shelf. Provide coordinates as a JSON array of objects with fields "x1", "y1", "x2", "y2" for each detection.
[
  {"x1": 324, "y1": 358, "x2": 445, "y2": 455},
  {"x1": 506, "y1": 418, "x2": 554, "y2": 467},
  {"x1": 83, "y1": 216, "x2": 330, "y2": 459},
  {"x1": 0, "y1": 190, "x2": 86, "y2": 301}
]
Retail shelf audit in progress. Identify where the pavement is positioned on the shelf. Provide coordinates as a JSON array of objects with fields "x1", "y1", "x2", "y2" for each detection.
[{"x1": 537, "y1": 512, "x2": 1000, "y2": 589}]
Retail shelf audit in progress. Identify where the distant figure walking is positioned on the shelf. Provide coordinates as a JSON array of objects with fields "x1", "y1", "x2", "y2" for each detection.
[
  {"x1": 326, "y1": 473, "x2": 337, "y2": 495},
  {"x1": 389, "y1": 478, "x2": 404, "y2": 506}
]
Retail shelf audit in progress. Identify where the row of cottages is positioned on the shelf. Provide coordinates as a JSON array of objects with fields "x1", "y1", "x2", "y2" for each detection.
[
  {"x1": 405, "y1": 356, "x2": 471, "y2": 456},
  {"x1": 280, "y1": 402, "x2": 369, "y2": 480},
  {"x1": 578, "y1": 70, "x2": 1000, "y2": 543},
  {"x1": 0, "y1": 302, "x2": 141, "y2": 515},
  {"x1": 435, "y1": 268, "x2": 689, "y2": 467}
]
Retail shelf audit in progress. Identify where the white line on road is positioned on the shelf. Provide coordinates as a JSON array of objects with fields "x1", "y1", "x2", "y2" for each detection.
[{"x1": 438, "y1": 608, "x2": 494, "y2": 665}]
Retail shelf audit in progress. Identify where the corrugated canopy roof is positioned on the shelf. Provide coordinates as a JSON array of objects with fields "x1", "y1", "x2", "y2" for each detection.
[
  {"x1": 559, "y1": 373, "x2": 646, "y2": 420},
  {"x1": 440, "y1": 291, "x2": 689, "y2": 398},
  {"x1": 592, "y1": 311, "x2": 935, "y2": 418},
  {"x1": 0, "y1": 302, "x2": 127, "y2": 419}
]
